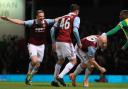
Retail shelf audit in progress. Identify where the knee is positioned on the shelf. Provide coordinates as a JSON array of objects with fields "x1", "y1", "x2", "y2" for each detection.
[
  {"x1": 70, "y1": 58, "x2": 77, "y2": 65},
  {"x1": 57, "y1": 59, "x2": 65, "y2": 65},
  {"x1": 81, "y1": 63, "x2": 86, "y2": 68},
  {"x1": 31, "y1": 56, "x2": 40, "y2": 66}
]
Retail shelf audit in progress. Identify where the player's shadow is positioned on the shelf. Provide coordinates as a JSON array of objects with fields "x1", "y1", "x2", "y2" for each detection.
[
  {"x1": 33, "y1": 83, "x2": 51, "y2": 87},
  {"x1": 33, "y1": 83, "x2": 84, "y2": 87}
]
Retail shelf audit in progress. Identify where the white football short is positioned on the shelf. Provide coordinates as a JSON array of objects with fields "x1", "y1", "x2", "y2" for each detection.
[
  {"x1": 56, "y1": 42, "x2": 76, "y2": 60},
  {"x1": 75, "y1": 45, "x2": 89, "y2": 64},
  {"x1": 28, "y1": 43, "x2": 45, "y2": 62}
]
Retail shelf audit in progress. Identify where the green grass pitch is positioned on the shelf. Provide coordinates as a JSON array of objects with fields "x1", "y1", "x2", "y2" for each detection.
[{"x1": 0, "y1": 82, "x2": 128, "y2": 89}]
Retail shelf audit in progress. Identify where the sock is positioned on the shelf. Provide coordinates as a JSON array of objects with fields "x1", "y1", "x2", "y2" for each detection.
[
  {"x1": 59, "y1": 62, "x2": 74, "y2": 78},
  {"x1": 84, "y1": 68, "x2": 91, "y2": 81},
  {"x1": 26, "y1": 74, "x2": 33, "y2": 81},
  {"x1": 74, "y1": 63, "x2": 84, "y2": 76},
  {"x1": 54, "y1": 64, "x2": 62, "y2": 82},
  {"x1": 31, "y1": 66, "x2": 39, "y2": 74},
  {"x1": 28, "y1": 62, "x2": 34, "y2": 74},
  {"x1": 27, "y1": 65, "x2": 39, "y2": 81}
]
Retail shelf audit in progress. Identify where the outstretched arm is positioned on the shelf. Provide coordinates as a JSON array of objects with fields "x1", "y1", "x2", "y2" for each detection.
[
  {"x1": 0, "y1": 16, "x2": 24, "y2": 25},
  {"x1": 106, "y1": 20, "x2": 127, "y2": 36},
  {"x1": 106, "y1": 25, "x2": 121, "y2": 36}
]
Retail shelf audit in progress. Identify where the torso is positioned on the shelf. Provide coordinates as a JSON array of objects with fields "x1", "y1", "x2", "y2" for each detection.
[
  {"x1": 81, "y1": 35, "x2": 99, "y2": 52},
  {"x1": 56, "y1": 13, "x2": 78, "y2": 43},
  {"x1": 28, "y1": 19, "x2": 48, "y2": 45}
]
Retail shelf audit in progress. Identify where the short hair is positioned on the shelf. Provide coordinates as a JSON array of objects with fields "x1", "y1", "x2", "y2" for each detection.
[
  {"x1": 36, "y1": 10, "x2": 44, "y2": 15},
  {"x1": 119, "y1": 10, "x2": 128, "y2": 20},
  {"x1": 70, "y1": 4, "x2": 80, "y2": 12}
]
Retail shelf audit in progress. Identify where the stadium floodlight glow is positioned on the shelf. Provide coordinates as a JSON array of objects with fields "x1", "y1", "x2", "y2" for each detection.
[{"x1": 0, "y1": 0, "x2": 25, "y2": 39}]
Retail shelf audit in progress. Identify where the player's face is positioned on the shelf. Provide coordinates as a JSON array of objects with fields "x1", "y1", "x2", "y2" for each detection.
[
  {"x1": 36, "y1": 12, "x2": 45, "y2": 21},
  {"x1": 98, "y1": 37, "x2": 107, "y2": 50}
]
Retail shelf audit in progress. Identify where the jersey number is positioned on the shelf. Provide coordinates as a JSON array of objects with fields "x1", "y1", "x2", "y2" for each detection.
[
  {"x1": 60, "y1": 18, "x2": 70, "y2": 29},
  {"x1": 86, "y1": 35, "x2": 97, "y2": 42}
]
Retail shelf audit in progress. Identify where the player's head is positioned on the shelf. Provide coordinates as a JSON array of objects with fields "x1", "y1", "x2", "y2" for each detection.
[
  {"x1": 98, "y1": 33, "x2": 107, "y2": 50},
  {"x1": 36, "y1": 10, "x2": 45, "y2": 21},
  {"x1": 70, "y1": 4, "x2": 80, "y2": 15},
  {"x1": 119, "y1": 10, "x2": 128, "y2": 20}
]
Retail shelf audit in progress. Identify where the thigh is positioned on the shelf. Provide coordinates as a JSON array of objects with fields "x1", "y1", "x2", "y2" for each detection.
[
  {"x1": 56, "y1": 42, "x2": 64, "y2": 60},
  {"x1": 37, "y1": 44, "x2": 45, "y2": 62},
  {"x1": 76, "y1": 46, "x2": 88, "y2": 64},
  {"x1": 56, "y1": 42, "x2": 76, "y2": 60},
  {"x1": 27, "y1": 43, "x2": 37, "y2": 59}
]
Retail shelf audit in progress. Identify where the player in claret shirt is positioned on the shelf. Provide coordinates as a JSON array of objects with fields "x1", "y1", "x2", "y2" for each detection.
[
  {"x1": 69, "y1": 33, "x2": 107, "y2": 87},
  {"x1": 50, "y1": 4, "x2": 82, "y2": 87},
  {"x1": 0, "y1": 10, "x2": 60, "y2": 85}
]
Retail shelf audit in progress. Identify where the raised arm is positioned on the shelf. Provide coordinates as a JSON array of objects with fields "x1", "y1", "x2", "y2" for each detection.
[{"x1": 0, "y1": 16, "x2": 24, "y2": 25}]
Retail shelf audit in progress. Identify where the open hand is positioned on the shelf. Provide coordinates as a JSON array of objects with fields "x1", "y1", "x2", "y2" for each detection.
[
  {"x1": 99, "y1": 67, "x2": 106, "y2": 73},
  {"x1": 0, "y1": 16, "x2": 8, "y2": 20},
  {"x1": 77, "y1": 43, "x2": 82, "y2": 49}
]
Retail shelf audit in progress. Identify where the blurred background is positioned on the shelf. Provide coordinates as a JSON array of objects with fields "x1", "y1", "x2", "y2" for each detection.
[{"x1": 0, "y1": 0, "x2": 128, "y2": 76}]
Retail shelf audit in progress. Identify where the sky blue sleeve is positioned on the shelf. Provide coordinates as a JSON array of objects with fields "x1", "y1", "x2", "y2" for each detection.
[
  {"x1": 45, "y1": 19, "x2": 55, "y2": 25},
  {"x1": 50, "y1": 22, "x2": 58, "y2": 43},
  {"x1": 87, "y1": 46, "x2": 96, "y2": 58},
  {"x1": 73, "y1": 17, "x2": 81, "y2": 44},
  {"x1": 24, "y1": 20, "x2": 34, "y2": 27},
  {"x1": 73, "y1": 17, "x2": 80, "y2": 28}
]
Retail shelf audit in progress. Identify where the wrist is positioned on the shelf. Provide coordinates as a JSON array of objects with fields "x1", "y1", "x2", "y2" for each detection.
[
  {"x1": 77, "y1": 41, "x2": 81, "y2": 45},
  {"x1": 98, "y1": 66, "x2": 102, "y2": 70}
]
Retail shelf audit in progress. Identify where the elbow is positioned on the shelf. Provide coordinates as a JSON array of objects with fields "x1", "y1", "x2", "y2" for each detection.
[{"x1": 14, "y1": 21, "x2": 24, "y2": 25}]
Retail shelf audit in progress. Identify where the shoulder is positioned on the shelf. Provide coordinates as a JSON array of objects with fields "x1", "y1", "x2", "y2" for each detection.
[
  {"x1": 24, "y1": 19, "x2": 34, "y2": 26},
  {"x1": 44, "y1": 19, "x2": 55, "y2": 24},
  {"x1": 118, "y1": 19, "x2": 128, "y2": 27},
  {"x1": 81, "y1": 37, "x2": 87, "y2": 41},
  {"x1": 74, "y1": 16, "x2": 80, "y2": 22},
  {"x1": 24, "y1": 19, "x2": 34, "y2": 24},
  {"x1": 124, "y1": 18, "x2": 128, "y2": 25},
  {"x1": 25, "y1": 19, "x2": 34, "y2": 22}
]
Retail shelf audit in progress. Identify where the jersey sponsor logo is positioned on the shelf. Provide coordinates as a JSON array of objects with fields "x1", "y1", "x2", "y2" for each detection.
[{"x1": 35, "y1": 27, "x2": 45, "y2": 32}]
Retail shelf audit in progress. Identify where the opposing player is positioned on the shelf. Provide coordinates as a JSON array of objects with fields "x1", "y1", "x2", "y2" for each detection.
[
  {"x1": 69, "y1": 33, "x2": 107, "y2": 87},
  {"x1": 50, "y1": 4, "x2": 82, "y2": 87},
  {"x1": 0, "y1": 10, "x2": 60, "y2": 85},
  {"x1": 106, "y1": 10, "x2": 128, "y2": 50}
]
